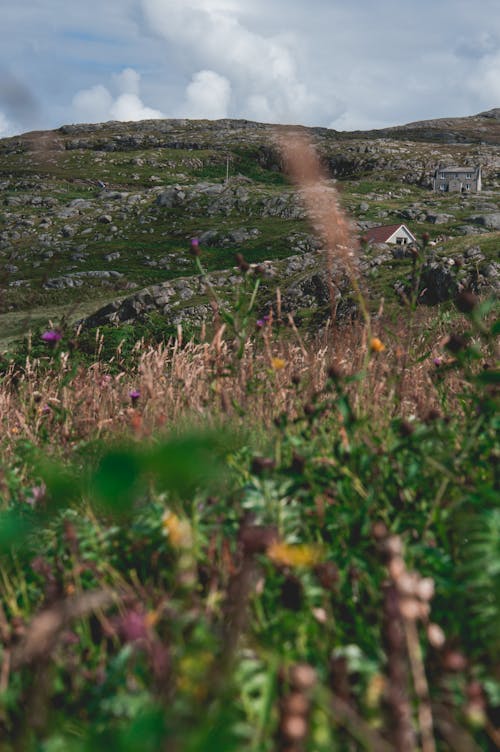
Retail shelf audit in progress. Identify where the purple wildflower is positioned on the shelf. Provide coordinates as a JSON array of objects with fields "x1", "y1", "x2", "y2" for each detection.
[
  {"x1": 257, "y1": 313, "x2": 272, "y2": 328},
  {"x1": 26, "y1": 483, "x2": 47, "y2": 506},
  {"x1": 41, "y1": 330, "x2": 62, "y2": 344},
  {"x1": 120, "y1": 609, "x2": 148, "y2": 643},
  {"x1": 129, "y1": 389, "x2": 141, "y2": 404},
  {"x1": 190, "y1": 237, "x2": 201, "y2": 256},
  {"x1": 433, "y1": 357, "x2": 443, "y2": 367}
]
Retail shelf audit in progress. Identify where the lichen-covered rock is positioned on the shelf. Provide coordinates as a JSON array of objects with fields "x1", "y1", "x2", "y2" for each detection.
[{"x1": 78, "y1": 251, "x2": 354, "y2": 330}]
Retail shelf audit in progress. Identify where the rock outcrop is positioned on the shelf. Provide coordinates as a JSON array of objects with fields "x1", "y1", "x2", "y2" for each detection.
[{"x1": 79, "y1": 251, "x2": 354, "y2": 330}]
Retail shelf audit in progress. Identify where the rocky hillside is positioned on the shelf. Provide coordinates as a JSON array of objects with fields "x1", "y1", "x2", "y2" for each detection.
[
  {"x1": 0, "y1": 112, "x2": 499, "y2": 342},
  {"x1": 354, "y1": 107, "x2": 500, "y2": 145}
]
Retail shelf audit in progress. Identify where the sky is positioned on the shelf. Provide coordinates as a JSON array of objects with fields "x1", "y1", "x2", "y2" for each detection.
[{"x1": 1, "y1": 0, "x2": 500, "y2": 137}]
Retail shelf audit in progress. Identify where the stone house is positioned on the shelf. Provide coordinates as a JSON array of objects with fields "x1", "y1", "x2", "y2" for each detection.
[
  {"x1": 364, "y1": 223, "x2": 417, "y2": 246},
  {"x1": 433, "y1": 165, "x2": 481, "y2": 193}
]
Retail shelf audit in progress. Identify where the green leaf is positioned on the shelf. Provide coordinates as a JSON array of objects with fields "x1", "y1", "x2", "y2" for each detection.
[
  {"x1": 476, "y1": 369, "x2": 500, "y2": 385},
  {"x1": 0, "y1": 510, "x2": 33, "y2": 553},
  {"x1": 91, "y1": 448, "x2": 142, "y2": 514},
  {"x1": 144, "y1": 432, "x2": 229, "y2": 499}
]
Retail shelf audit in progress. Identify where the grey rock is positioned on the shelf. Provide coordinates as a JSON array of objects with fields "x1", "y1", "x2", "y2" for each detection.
[
  {"x1": 68, "y1": 199, "x2": 93, "y2": 210},
  {"x1": 44, "y1": 270, "x2": 123, "y2": 289},
  {"x1": 472, "y1": 213, "x2": 500, "y2": 229},
  {"x1": 101, "y1": 191, "x2": 129, "y2": 201},
  {"x1": 456, "y1": 225, "x2": 484, "y2": 236},
  {"x1": 57, "y1": 207, "x2": 79, "y2": 219},
  {"x1": 156, "y1": 186, "x2": 187, "y2": 208},
  {"x1": 426, "y1": 213, "x2": 454, "y2": 224},
  {"x1": 227, "y1": 227, "x2": 260, "y2": 244},
  {"x1": 98, "y1": 214, "x2": 113, "y2": 224},
  {"x1": 464, "y1": 246, "x2": 485, "y2": 261},
  {"x1": 198, "y1": 230, "x2": 220, "y2": 246}
]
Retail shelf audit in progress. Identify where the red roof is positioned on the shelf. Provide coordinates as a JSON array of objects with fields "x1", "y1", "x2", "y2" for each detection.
[{"x1": 364, "y1": 224, "x2": 414, "y2": 244}]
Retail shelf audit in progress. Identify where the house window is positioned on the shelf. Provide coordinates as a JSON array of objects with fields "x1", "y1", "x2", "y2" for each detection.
[
  {"x1": 466, "y1": 184, "x2": 470, "y2": 190},
  {"x1": 440, "y1": 172, "x2": 445, "y2": 178},
  {"x1": 396, "y1": 237, "x2": 407, "y2": 245},
  {"x1": 466, "y1": 173, "x2": 472, "y2": 178},
  {"x1": 440, "y1": 183, "x2": 446, "y2": 191}
]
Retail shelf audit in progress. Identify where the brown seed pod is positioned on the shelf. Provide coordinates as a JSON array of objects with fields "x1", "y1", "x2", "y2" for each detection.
[
  {"x1": 280, "y1": 714, "x2": 308, "y2": 742},
  {"x1": 282, "y1": 692, "x2": 310, "y2": 716},
  {"x1": 289, "y1": 663, "x2": 317, "y2": 692},
  {"x1": 239, "y1": 525, "x2": 278, "y2": 555},
  {"x1": 427, "y1": 622, "x2": 446, "y2": 648}
]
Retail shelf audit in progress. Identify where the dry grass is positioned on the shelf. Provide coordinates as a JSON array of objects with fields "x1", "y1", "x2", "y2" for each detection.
[{"x1": 0, "y1": 308, "x2": 463, "y2": 461}]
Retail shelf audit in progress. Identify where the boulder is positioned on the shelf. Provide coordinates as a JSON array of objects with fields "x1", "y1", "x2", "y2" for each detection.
[
  {"x1": 78, "y1": 251, "x2": 354, "y2": 330},
  {"x1": 472, "y1": 213, "x2": 500, "y2": 230},
  {"x1": 426, "y1": 213, "x2": 455, "y2": 225}
]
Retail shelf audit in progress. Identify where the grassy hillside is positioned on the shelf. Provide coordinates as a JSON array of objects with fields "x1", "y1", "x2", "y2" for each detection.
[{"x1": 1, "y1": 116, "x2": 499, "y2": 345}]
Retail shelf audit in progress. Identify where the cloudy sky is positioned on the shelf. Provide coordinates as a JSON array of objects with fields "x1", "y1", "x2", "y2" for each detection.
[{"x1": 1, "y1": 0, "x2": 500, "y2": 137}]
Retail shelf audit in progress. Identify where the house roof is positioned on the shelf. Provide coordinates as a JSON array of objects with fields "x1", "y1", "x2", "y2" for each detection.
[
  {"x1": 436, "y1": 166, "x2": 478, "y2": 174},
  {"x1": 364, "y1": 224, "x2": 415, "y2": 244}
]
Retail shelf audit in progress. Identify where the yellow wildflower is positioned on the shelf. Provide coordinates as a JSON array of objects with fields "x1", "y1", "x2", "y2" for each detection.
[
  {"x1": 271, "y1": 357, "x2": 286, "y2": 370},
  {"x1": 366, "y1": 673, "x2": 386, "y2": 709},
  {"x1": 162, "y1": 510, "x2": 193, "y2": 549},
  {"x1": 370, "y1": 337, "x2": 386, "y2": 353},
  {"x1": 145, "y1": 610, "x2": 160, "y2": 628},
  {"x1": 267, "y1": 541, "x2": 322, "y2": 568}
]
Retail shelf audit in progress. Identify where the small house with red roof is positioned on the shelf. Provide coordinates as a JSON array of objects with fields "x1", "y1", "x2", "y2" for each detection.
[{"x1": 363, "y1": 223, "x2": 416, "y2": 246}]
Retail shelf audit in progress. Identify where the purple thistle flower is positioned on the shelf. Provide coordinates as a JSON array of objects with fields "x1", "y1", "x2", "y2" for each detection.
[
  {"x1": 41, "y1": 330, "x2": 62, "y2": 344},
  {"x1": 120, "y1": 609, "x2": 148, "y2": 642},
  {"x1": 257, "y1": 313, "x2": 272, "y2": 328},
  {"x1": 129, "y1": 389, "x2": 141, "y2": 404},
  {"x1": 190, "y1": 237, "x2": 201, "y2": 256},
  {"x1": 433, "y1": 357, "x2": 443, "y2": 367}
]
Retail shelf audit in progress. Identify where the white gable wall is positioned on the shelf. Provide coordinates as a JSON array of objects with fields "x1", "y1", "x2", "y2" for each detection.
[{"x1": 386, "y1": 225, "x2": 416, "y2": 245}]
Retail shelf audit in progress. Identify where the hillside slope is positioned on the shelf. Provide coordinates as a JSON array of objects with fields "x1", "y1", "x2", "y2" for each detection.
[{"x1": 1, "y1": 112, "x2": 499, "y2": 342}]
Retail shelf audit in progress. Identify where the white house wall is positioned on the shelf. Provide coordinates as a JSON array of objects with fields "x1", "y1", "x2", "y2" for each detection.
[{"x1": 386, "y1": 227, "x2": 416, "y2": 244}]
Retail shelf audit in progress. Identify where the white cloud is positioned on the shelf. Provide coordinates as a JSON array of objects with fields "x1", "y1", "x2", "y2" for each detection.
[
  {"x1": 466, "y1": 51, "x2": 500, "y2": 104},
  {"x1": 141, "y1": 0, "x2": 326, "y2": 124},
  {"x1": 71, "y1": 68, "x2": 163, "y2": 123},
  {"x1": 113, "y1": 67, "x2": 141, "y2": 97},
  {"x1": 110, "y1": 92, "x2": 164, "y2": 121},
  {"x1": 181, "y1": 70, "x2": 231, "y2": 119},
  {"x1": 0, "y1": 111, "x2": 11, "y2": 137},
  {"x1": 72, "y1": 84, "x2": 113, "y2": 123}
]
